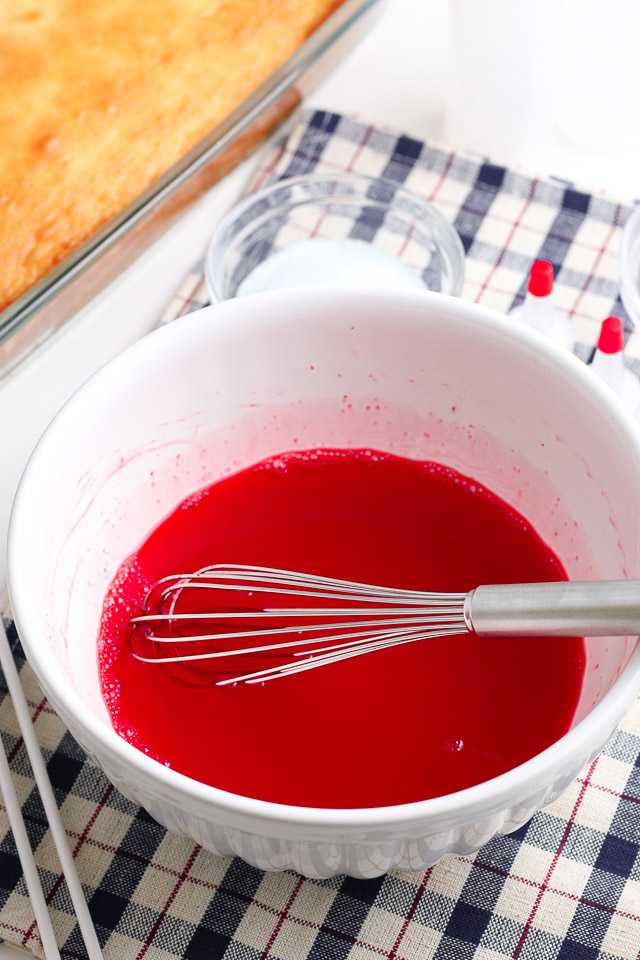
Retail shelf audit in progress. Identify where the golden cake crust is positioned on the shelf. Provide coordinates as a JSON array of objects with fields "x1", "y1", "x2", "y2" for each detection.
[{"x1": 0, "y1": 0, "x2": 341, "y2": 312}]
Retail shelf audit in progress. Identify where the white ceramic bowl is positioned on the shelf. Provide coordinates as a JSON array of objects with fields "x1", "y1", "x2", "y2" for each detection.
[{"x1": 8, "y1": 288, "x2": 640, "y2": 879}]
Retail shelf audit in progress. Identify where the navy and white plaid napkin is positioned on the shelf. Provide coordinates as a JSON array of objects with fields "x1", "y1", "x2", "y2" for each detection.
[
  {"x1": 2, "y1": 107, "x2": 640, "y2": 960},
  {"x1": 160, "y1": 109, "x2": 640, "y2": 376}
]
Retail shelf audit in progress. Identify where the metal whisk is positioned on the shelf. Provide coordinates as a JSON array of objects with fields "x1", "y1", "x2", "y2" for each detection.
[{"x1": 128, "y1": 564, "x2": 640, "y2": 685}]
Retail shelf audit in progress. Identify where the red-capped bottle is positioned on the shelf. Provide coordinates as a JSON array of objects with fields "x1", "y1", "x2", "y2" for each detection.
[
  {"x1": 510, "y1": 260, "x2": 574, "y2": 351},
  {"x1": 590, "y1": 316, "x2": 640, "y2": 412}
]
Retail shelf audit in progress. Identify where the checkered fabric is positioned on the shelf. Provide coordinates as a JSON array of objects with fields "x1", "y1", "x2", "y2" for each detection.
[
  {"x1": 159, "y1": 108, "x2": 640, "y2": 376},
  {"x1": 2, "y1": 107, "x2": 640, "y2": 959}
]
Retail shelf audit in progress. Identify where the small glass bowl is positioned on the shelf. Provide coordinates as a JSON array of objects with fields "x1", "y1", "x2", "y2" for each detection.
[
  {"x1": 205, "y1": 173, "x2": 465, "y2": 302},
  {"x1": 620, "y1": 203, "x2": 640, "y2": 328}
]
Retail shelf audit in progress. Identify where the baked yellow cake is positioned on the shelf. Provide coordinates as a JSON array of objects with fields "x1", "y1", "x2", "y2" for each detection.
[{"x1": 0, "y1": 0, "x2": 342, "y2": 312}]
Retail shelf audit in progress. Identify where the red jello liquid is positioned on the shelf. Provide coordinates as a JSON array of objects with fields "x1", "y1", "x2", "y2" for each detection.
[{"x1": 98, "y1": 449, "x2": 584, "y2": 808}]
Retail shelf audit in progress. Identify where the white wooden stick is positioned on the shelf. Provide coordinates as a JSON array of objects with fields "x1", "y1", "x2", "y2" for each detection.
[
  {"x1": 0, "y1": 619, "x2": 103, "y2": 960},
  {"x1": 0, "y1": 726, "x2": 61, "y2": 959}
]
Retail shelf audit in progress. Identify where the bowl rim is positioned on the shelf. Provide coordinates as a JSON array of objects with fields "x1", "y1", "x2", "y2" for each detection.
[
  {"x1": 204, "y1": 171, "x2": 466, "y2": 303},
  {"x1": 8, "y1": 287, "x2": 640, "y2": 832}
]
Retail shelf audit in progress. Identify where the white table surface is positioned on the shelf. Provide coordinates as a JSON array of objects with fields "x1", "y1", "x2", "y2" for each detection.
[{"x1": 1, "y1": 0, "x2": 639, "y2": 955}]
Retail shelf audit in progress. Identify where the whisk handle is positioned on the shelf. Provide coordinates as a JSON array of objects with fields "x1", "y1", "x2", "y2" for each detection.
[{"x1": 466, "y1": 580, "x2": 640, "y2": 638}]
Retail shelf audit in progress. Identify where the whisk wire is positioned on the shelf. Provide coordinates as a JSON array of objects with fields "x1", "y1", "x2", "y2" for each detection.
[
  {"x1": 145, "y1": 564, "x2": 465, "y2": 607},
  {"x1": 218, "y1": 626, "x2": 466, "y2": 685},
  {"x1": 130, "y1": 619, "x2": 467, "y2": 662},
  {"x1": 129, "y1": 564, "x2": 469, "y2": 681}
]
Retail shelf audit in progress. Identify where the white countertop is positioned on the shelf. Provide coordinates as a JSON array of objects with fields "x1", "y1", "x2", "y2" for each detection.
[{"x1": 1, "y1": 0, "x2": 639, "y2": 955}]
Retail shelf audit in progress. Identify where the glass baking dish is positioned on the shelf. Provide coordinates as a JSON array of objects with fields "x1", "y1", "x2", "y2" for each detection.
[{"x1": 0, "y1": 0, "x2": 383, "y2": 380}]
